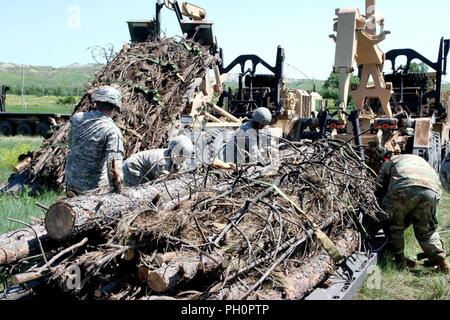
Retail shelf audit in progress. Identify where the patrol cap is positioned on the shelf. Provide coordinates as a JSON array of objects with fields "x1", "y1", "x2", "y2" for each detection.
[
  {"x1": 253, "y1": 107, "x2": 272, "y2": 126},
  {"x1": 92, "y1": 86, "x2": 123, "y2": 111},
  {"x1": 169, "y1": 135, "x2": 194, "y2": 164}
]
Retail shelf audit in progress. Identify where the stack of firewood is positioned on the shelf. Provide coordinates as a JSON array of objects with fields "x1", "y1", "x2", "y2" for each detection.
[
  {"x1": 0, "y1": 141, "x2": 386, "y2": 300},
  {"x1": 26, "y1": 37, "x2": 217, "y2": 191}
]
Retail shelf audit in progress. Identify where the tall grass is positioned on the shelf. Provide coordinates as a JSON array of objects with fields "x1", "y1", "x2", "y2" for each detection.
[
  {"x1": 357, "y1": 195, "x2": 450, "y2": 300},
  {"x1": 0, "y1": 190, "x2": 61, "y2": 233},
  {"x1": 0, "y1": 137, "x2": 62, "y2": 233},
  {"x1": 0, "y1": 137, "x2": 42, "y2": 182}
]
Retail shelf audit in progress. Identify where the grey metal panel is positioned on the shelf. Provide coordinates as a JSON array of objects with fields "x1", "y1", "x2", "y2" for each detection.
[{"x1": 305, "y1": 252, "x2": 379, "y2": 301}]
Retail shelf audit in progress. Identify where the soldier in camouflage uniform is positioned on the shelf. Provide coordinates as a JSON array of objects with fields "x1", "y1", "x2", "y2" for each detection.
[
  {"x1": 377, "y1": 154, "x2": 450, "y2": 273},
  {"x1": 224, "y1": 107, "x2": 274, "y2": 165},
  {"x1": 65, "y1": 86, "x2": 124, "y2": 196},
  {"x1": 122, "y1": 135, "x2": 194, "y2": 187}
]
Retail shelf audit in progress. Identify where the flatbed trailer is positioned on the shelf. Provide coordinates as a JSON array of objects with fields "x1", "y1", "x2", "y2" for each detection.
[
  {"x1": 0, "y1": 85, "x2": 70, "y2": 137},
  {"x1": 0, "y1": 112, "x2": 70, "y2": 136}
]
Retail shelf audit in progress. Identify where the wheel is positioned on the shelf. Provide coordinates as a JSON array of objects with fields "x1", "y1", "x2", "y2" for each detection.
[
  {"x1": 0, "y1": 121, "x2": 14, "y2": 136},
  {"x1": 16, "y1": 122, "x2": 33, "y2": 136},
  {"x1": 36, "y1": 122, "x2": 51, "y2": 137}
]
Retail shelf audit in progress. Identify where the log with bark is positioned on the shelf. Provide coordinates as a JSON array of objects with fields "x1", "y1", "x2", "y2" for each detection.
[
  {"x1": 0, "y1": 226, "x2": 47, "y2": 266},
  {"x1": 0, "y1": 140, "x2": 386, "y2": 300},
  {"x1": 45, "y1": 186, "x2": 161, "y2": 240},
  {"x1": 144, "y1": 252, "x2": 224, "y2": 293}
]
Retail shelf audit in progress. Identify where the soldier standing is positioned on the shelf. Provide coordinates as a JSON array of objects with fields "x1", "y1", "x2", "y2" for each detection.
[
  {"x1": 122, "y1": 135, "x2": 194, "y2": 187},
  {"x1": 377, "y1": 154, "x2": 450, "y2": 273},
  {"x1": 65, "y1": 86, "x2": 124, "y2": 196}
]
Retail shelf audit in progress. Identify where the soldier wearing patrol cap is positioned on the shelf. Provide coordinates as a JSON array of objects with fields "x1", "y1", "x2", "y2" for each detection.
[
  {"x1": 225, "y1": 107, "x2": 274, "y2": 165},
  {"x1": 377, "y1": 154, "x2": 450, "y2": 273},
  {"x1": 65, "y1": 86, "x2": 124, "y2": 196}
]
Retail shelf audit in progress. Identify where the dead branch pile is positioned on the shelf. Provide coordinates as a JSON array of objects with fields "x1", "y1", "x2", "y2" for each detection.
[
  {"x1": 28, "y1": 37, "x2": 216, "y2": 191},
  {"x1": 0, "y1": 141, "x2": 386, "y2": 300}
]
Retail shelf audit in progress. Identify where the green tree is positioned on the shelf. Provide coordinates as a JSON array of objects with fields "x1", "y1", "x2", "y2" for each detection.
[
  {"x1": 409, "y1": 62, "x2": 429, "y2": 73},
  {"x1": 320, "y1": 72, "x2": 360, "y2": 106}
]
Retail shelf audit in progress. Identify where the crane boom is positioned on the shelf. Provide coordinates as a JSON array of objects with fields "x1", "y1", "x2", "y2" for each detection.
[
  {"x1": 332, "y1": 0, "x2": 392, "y2": 118},
  {"x1": 163, "y1": 0, "x2": 207, "y2": 21}
]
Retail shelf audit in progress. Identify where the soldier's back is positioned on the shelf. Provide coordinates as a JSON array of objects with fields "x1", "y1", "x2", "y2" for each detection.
[
  {"x1": 66, "y1": 111, "x2": 122, "y2": 193},
  {"x1": 123, "y1": 149, "x2": 170, "y2": 186},
  {"x1": 388, "y1": 155, "x2": 442, "y2": 195}
]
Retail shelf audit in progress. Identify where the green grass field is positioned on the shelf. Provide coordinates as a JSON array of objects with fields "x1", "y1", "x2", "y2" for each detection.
[{"x1": 4, "y1": 95, "x2": 76, "y2": 115}]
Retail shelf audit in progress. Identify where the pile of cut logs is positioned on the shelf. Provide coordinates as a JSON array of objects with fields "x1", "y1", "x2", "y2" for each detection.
[{"x1": 0, "y1": 141, "x2": 386, "y2": 300}]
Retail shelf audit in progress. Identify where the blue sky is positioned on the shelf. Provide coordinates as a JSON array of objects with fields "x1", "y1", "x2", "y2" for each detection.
[{"x1": 1, "y1": 0, "x2": 449, "y2": 81}]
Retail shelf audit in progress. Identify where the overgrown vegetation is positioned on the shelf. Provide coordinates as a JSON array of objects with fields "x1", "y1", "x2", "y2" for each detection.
[
  {"x1": 0, "y1": 137, "x2": 42, "y2": 182},
  {"x1": 56, "y1": 96, "x2": 78, "y2": 105},
  {"x1": 319, "y1": 72, "x2": 360, "y2": 106}
]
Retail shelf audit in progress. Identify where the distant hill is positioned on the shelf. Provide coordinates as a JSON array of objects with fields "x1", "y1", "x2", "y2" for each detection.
[
  {"x1": 0, "y1": 62, "x2": 101, "y2": 96},
  {"x1": 444, "y1": 83, "x2": 450, "y2": 92},
  {"x1": 285, "y1": 78, "x2": 325, "y2": 92}
]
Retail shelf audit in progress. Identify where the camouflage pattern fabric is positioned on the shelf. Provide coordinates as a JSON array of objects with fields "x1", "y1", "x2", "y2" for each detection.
[
  {"x1": 122, "y1": 149, "x2": 173, "y2": 187},
  {"x1": 65, "y1": 111, "x2": 124, "y2": 194},
  {"x1": 377, "y1": 155, "x2": 442, "y2": 195},
  {"x1": 382, "y1": 186, "x2": 445, "y2": 259},
  {"x1": 378, "y1": 155, "x2": 445, "y2": 258}
]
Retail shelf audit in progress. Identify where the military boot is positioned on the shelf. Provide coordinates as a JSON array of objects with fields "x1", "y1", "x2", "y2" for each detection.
[
  {"x1": 424, "y1": 256, "x2": 450, "y2": 274},
  {"x1": 436, "y1": 257, "x2": 450, "y2": 274}
]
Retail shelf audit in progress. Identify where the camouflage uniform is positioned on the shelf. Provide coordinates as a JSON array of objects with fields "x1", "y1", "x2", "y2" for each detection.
[
  {"x1": 377, "y1": 155, "x2": 445, "y2": 259},
  {"x1": 65, "y1": 111, "x2": 124, "y2": 194},
  {"x1": 122, "y1": 149, "x2": 173, "y2": 187},
  {"x1": 224, "y1": 120, "x2": 273, "y2": 165}
]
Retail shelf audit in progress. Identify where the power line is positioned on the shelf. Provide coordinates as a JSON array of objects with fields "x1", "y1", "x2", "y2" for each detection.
[{"x1": 286, "y1": 63, "x2": 313, "y2": 81}]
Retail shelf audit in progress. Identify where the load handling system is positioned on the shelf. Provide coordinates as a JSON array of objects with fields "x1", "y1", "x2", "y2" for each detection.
[{"x1": 327, "y1": 0, "x2": 449, "y2": 172}]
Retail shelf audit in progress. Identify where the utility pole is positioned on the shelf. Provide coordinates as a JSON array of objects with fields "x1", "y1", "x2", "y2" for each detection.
[{"x1": 21, "y1": 64, "x2": 27, "y2": 110}]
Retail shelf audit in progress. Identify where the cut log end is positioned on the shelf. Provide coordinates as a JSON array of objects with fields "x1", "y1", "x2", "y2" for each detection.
[
  {"x1": 147, "y1": 272, "x2": 169, "y2": 293},
  {"x1": 45, "y1": 202, "x2": 76, "y2": 240}
]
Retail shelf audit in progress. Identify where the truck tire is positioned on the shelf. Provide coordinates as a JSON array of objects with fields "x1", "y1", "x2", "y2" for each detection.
[
  {"x1": 16, "y1": 122, "x2": 33, "y2": 136},
  {"x1": 36, "y1": 122, "x2": 51, "y2": 137},
  {"x1": 0, "y1": 121, "x2": 14, "y2": 136}
]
